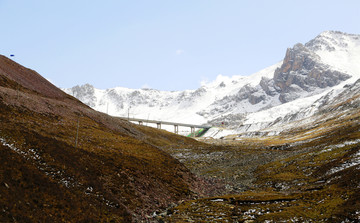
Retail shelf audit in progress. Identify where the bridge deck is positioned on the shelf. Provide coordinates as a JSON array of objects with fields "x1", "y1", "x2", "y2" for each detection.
[{"x1": 118, "y1": 117, "x2": 211, "y2": 129}]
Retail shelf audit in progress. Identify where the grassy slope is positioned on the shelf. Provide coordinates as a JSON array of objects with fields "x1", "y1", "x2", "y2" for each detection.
[
  {"x1": 0, "y1": 56, "x2": 209, "y2": 222},
  {"x1": 163, "y1": 94, "x2": 360, "y2": 222}
]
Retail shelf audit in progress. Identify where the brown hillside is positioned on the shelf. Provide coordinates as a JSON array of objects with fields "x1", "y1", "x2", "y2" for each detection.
[
  {"x1": 0, "y1": 56, "x2": 209, "y2": 222},
  {"x1": 0, "y1": 55, "x2": 69, "y2": 99}
]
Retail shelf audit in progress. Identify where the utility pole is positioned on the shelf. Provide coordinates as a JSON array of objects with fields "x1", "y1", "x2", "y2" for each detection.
[
  {"x1": 75, "y1": 116, "x2": 80, "y2": 148},
  {"x1": 128, "y1": 106, "x2": 131, "y2": 121}
]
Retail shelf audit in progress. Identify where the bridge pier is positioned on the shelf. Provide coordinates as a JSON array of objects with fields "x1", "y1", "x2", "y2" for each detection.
[
  {"x1": 157, "y1": 123, "x2": 162, "y2": 129},
  {"x1": 190, "y1": 127, "x2": 195, "y2": 136},
  {"x1": 174, "y1": 125, "x2": 179, "y2": 134}
]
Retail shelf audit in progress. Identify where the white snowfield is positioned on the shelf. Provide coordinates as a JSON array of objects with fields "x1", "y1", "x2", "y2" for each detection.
[
  {"x1": 64, "y1": 62, "x2": 281, "y2": 127},
  {"x1": 63, "y1": 31, "x2": 360, "y2": 138}
]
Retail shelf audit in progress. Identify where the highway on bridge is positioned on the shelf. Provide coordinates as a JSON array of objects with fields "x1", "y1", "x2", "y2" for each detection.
[{"x1": 118, "y1": 116, "x2": 211, "y2": 135}]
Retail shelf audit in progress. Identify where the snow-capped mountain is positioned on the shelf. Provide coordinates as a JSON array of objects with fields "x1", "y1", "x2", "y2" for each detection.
[
  {"x1": 232, "y1": 32, "x2": 360, "y2": 127},
  {"x1": 63, "y1": 31, "x2": 360, "y2": 136}
]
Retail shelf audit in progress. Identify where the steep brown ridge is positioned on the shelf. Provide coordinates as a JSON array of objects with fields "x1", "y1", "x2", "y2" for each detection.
[
  {"x1": 0, "y1": 56, "x2": 212, "y2": 222},
  {"x1": 0, "y1": 55, "x2": 68, "y2": 99}
]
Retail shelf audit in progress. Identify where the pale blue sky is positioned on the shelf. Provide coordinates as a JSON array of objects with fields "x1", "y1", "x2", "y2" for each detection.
[{"x1": 1, "y1": 0, "x2": 359, "y2": 90}]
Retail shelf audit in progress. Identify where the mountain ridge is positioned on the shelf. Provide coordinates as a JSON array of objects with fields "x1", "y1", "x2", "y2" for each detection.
[{"x1": 64, "y1": 31, "x2": 360, "y2": 137}]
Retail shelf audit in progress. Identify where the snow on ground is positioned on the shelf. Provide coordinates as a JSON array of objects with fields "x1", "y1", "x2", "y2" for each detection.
[
  {"x1": 0, "y1": 136, "x2": 84, "y2": 189},
  {"x1": 327, "y1": 142, "x2": 360, "y2": 175},
  {"x1": 0, "y1": 137, "x2": 20, "y2": 153},
  {"x1": 203, "y1": 127, "x2": 237, "y2": 139},
  {"x1": 323, "y1": 139, "x2": 360, "y2": 153},
  {"x1": 243, "y1": 88, "x2": 329, "y2": 125}
]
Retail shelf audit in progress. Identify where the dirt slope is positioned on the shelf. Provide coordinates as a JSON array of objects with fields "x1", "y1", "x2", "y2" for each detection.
[{"x1": 0, "y1": 55, "x2": 208, "y2": 222}]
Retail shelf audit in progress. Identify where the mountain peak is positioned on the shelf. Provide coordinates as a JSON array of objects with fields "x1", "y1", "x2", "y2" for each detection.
[
  {"x1": 319, "y1": 30, "x2": 359, "y2": 37},
  {"x1": 305, "y1": 30, "x2": 360, "y2": 52}
]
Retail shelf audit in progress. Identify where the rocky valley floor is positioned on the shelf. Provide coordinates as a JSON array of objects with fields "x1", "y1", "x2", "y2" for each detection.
[{"x1": 155, "y1": 108, "x2": 360, "y2": 222}]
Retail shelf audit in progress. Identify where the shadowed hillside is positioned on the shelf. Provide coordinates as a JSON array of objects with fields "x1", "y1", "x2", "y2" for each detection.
[{"x1": 0, "y1": 55, "x2": 212, "y2": 222}]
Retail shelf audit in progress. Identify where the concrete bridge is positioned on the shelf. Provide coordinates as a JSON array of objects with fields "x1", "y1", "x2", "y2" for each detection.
[{"x1": 119, "y1": 117, "x2": 211, "y2": 135}]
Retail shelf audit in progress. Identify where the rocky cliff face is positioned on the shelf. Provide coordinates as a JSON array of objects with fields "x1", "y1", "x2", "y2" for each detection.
[
  {"x1": 257, "y1": 42, "x2": 350, "y2": 104},
  {"x1": 272, "y1": 43, "x2": 350, "y2": 103}
]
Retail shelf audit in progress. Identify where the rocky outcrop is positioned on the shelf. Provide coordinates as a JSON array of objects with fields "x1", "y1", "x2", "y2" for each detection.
[
  {"x1": 272, "y1": 43, "x2": 350, "y2": 103},
  {"x1": 205, "y1": 41, "x2": 351, "y2": 115}
]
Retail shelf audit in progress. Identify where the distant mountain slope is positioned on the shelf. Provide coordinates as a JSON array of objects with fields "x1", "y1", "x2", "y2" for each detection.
[
  {"x1": 63, "y1": 63, "x2": 281, "y2": 125},
  {"x1": 0, "y1": 55, "x2": 211, "y2": 222},
  {"x1": 64, "y1": 31, "x2": 360, "y2": 136}
]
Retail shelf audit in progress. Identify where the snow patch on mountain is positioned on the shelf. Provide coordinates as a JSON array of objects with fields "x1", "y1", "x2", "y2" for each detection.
[{"x1": 306, "y1": 31, "x2": 360, "y2": 76}]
